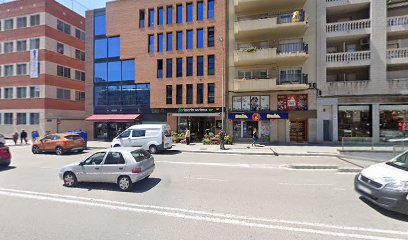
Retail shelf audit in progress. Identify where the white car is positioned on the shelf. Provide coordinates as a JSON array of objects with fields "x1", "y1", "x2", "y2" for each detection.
[{"x1": 111, "y1": 124, "x2": 172, "y2": 154}]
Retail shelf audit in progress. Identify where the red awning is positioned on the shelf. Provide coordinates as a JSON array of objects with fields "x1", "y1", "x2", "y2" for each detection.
[{"x1": 85, "y1": 114, "x2": 140, "y2": 123}]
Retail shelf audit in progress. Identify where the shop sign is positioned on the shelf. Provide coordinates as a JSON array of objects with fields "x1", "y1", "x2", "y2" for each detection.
[
  {"x1": 177, "y1": 108, "x2": 221, "y2": 113},
  {"x1": 278, "y1": 95, "x2": 308, "y2": 111},
  {"x1": 399, "y1": 122, "x2": 408, "y2": 131},
  {"x1": 229, "y1": 113, "x2": 288, "y2": 120}
]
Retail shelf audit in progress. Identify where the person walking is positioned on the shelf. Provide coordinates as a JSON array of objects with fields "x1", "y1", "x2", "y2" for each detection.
[
  {"x1": 185, "y1": 128, "x2": 191, "y2": 145},
  {"x1": 20, "y1": 130, "x2": 28, "y2": 145},
  {"x1": 31, "y1": 131, "x2": 36, "y2": 143},
  {"x1": 13, "y1": 132, "x2": 19, "y2": 145},
  {"x1": 251, "y1": 128, "x2": 258, "y2": 147},
  {"x1": 219, "y1": 129, "x2": 226, "y2": 150}
]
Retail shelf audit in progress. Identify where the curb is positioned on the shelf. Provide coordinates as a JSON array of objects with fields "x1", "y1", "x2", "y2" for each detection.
[
  {"x1": 338, "y1": 168, "x2": 362, "y2": 173},
  {"x1": 173, "y1": 149, "x2": 340, "y2": 157},
  {"x1": 288, "y1": 164, "x2": 338, "y2": 170}
]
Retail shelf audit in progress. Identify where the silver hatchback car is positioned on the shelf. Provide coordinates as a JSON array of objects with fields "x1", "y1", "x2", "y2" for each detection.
[{"x1": 59, "y1": 147, "x2": 155, "y2": 191}]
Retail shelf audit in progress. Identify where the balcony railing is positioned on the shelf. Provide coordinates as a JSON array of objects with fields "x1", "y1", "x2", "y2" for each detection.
[
  {"x1": 277, "y1": 73, "x2": 308, "y2": 85},
  {"x1": 326, "y1": 51, "x2": 371, "y2": 63},
  {"x1": 278, "y1": 42, "x2": 308, "y2": 54},
  {"x1": 326, "y1": 19, "x2": 371, "y2": 33},
  {"x1": 387, "y1": 48, "x2": 408, "y2": 59},
  {"x1": 237, "y1": 10, "x2": 305, "y2": 24},
  {"x1": 387, "y1": 15, "x2": 408, "y2": 27}
]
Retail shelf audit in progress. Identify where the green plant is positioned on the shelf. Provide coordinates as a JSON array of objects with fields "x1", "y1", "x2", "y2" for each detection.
[
  {"x1": 209, "y1": 132, "x2": 215, "y2": 138},
  {"x1": 241, "y1": 47, "x2": 257, "y2": 53},
  {"x1": 214, "y1": 135, "x2": 220, "y2": 139},
  {"x1": 224, "y1": 135, "x2": 233, "y2": 145},
  {"x1": 202, "y1": 139, "x2": 212, "y2": 145}
]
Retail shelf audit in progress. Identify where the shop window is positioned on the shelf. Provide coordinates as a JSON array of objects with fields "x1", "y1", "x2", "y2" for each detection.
[
  {"x1": 338, "y1": 105, "x2": 372, "y2": 140},
  {"x1": 233, "y1": 96, "x2": 270, "y2": 111},
  {"x1": 380, "y1": 105, "x2": 408, "y2": 141},
  {"x1": 278, "y1": 95, "x2": 308, "y2": 111}
]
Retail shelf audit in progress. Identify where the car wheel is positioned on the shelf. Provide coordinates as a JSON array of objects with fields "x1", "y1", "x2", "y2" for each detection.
[
  {"x1": 32, "y1": 145, "x2": 41, "y2": 154},
  {"x1": 117, "y1": 176, "x2": 132, "y2": 192},
  {"x1": 149, "y1": 145, "x2": 158, "y2": 154},
  {"x1": 63, "y1": 172, "x2": 77, "y2": 187},
  {"x1": 55, "y1": 146, "x2": 64, "y2": 155}
]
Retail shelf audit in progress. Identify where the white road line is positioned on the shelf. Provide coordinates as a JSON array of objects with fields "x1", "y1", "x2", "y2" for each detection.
[
  {"x1": 184, "y1": 177, "x2": 227, "y2": 182},
  {"x1": 279, "y1": 183, "x2": 334, "y2": 187},
  {"x1": 0, "y1": 187, "x2": 406, "y2": 238},
  {"x1": 156, "y1": 160, "x2": 280, "y2": 169}
]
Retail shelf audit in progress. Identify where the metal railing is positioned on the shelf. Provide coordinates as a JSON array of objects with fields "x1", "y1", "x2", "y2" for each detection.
[
  {"x1": 387, "y1": 15, "x2": 408, "y2": 27},
  {"x1": 236, "y1": 10, "x2": 305, "y2": 24},
  {"x1": 326, "y1": 19, "x2": 371, "y2": 33},
  {"x1": 278, "y1": 42, "x2": 308, "y2": 54},
  {"x1": 277, "y1": 73, "x2": 308, "y2": 85},
  {"x1": 326, "y1": 51, "x2": 371, "y2": 63},
  {"x1": 387, "y1": 48, "x2": 408, "y2": 59}
]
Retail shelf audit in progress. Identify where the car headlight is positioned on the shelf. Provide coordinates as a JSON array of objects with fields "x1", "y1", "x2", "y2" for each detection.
[{"x1": 384, "y1": 181, "x2": 408, "y2": 192}]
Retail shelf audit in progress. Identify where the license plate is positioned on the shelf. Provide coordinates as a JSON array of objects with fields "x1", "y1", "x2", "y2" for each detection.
[{"x1": 358, "y1": 184, "x2": 372, "y2": 195}]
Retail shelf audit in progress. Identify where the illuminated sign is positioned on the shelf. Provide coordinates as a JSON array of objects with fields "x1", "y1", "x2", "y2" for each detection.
[{"x1": 229, "y1": 113, "x2": 288, "y2": 120}]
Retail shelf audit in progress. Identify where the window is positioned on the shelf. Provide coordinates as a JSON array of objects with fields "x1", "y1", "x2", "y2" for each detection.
[
  {"x1": 158, "y1": 7, "x2": 164, "y2": 26},
  {"x1": 208, "y1": 0, "x2": 214, "y2": 19},
  {"x1": 75, "y1": 49, "x2": 85, "y2": 61},
  {"x1": 94, "y1": 15, "x2": 106, "y2": 36},
  {"x1": 75, "y1": 29, "x2": 85, "y2": 40},
  {"x1": 186, "y1": 3, "x2": 193, "y2": 22},
  {"x1": 186, "y1": 30, "x2": 193, "y2": 49},
  {"x1": 17, "y1": 17, "x2": 27, "y2": 28},
  {"x1": 17, "y1": 64, "x2": 27, "y2": 76},
  {"x1": 17, "y1": 40, "x2": 27, "y2": 52},
  {"x1": 17, "y1": 87, "x2": 27, "y2": 99},
  {"x1": 57, "y1": 88, "x2": 71, "y2": 100},
  {"x1": 57, "y1": 42, "x2": 64, "y2": 54},
  {"x1": 208, "y1": 27, "x2": 214, "y2": 47},
  {"x1": 158, "y1": 33, "x2": 164, "y2": 52},
  {"x1": 57, "y1": 20, "x2": 71, "y2": 34},
  {"x1": 30, "y1": 113, "x2": 40, "y2": 125},
  {"x1": 17, "y1": 113, "x2": 27, "y2": 125},
  {"x1": 166, "y1": 32, "x2": 173, "y2": 51},
  {"x1": 339, "y1": 105, "x2": 372, "y2": 140},
  {"x1": 176, "y1": 58, "x2": 183, "y2": 77},
  {"x1": 122, "y1": 60, "x2": 135, "y2": 81},
  {"x1": 57, "y1": 66, "x2": 70, "y2": 78},
  {"x1": 186, "y1": 84, "x2": 193, "y2": 104},
  {"x1": 4, "y1": 19, "x2": 14, "y2": 30},
  {"x1": 104, "y1": 152, "x2": 125, "y2": 165},
  {"x1": 108, "y1": 61, "x2": 121, "y2": 81},
  {"x1": 57, "y1": 20, "x2": 64, "y2": 31},
  {"x1": 30, "y1": 38, "x2": 40, "y2": 50},
  {"x1": 30, "y1": 15, "x2": 40, "y2": 26},
  {"x1": 177, "y1": 31, "x2": 183, "y2": 50},
  {"x1": 64, "y1": 22, "x2": 71, "y2": 34},
  {"x1": 94, "y1": 39, "x2": 107, "y2": 59},
  {"x1": 119, "y1": 130, "x2": 131, "y2": 138},
  {"x1": 132, "y1": 130, "x2": 146, "y2": 138},
  {"x1": 4, "y1": 113, "x2": 13, "y2": 125},
  {"x1": 197, "y1": 1, "x2": 204, "y2": 21},
  {"x1": 4, "y1": 65, "x2": 13, "y2": 77},
  {"x1": 149, "y1": 8, "x2": 155, "y2": 27},
  {"x1": 107, "y1": 37, "x2": 120, "y2": 58},
  {"x1": 157, "y1": 59, "x2": 163, "y2": 78},
  {"x1": 166, "y1": 59, "x2": 172, "y2": 78},
  {"x1": 208, "y1": 83, "x2": 215, "y2": 104},
  {"x1": 197, "y1": 56, "x2": 204, "y2": 76},
  {"x1": 75, "y1": 91, "x2": 85, "y2": 101},
  {"x1": 208, "y1": 55, "x2": 215, "y2": 75},
  {"x1": 94, "y1": 63, "x2": 108, "y2": 82},
  {"x1": 75, "y1": 70, "x2": 85, "y2": 81},
  {"x1": 176, "y1": 4, "x2": 183, "y2": 24},
  {"x1": 30, "y1": 86, "x2": 40, "y2": 98},
  {"x1": 197, "y1": 29, "x2": 204, "y2": 48},
  {"x1": 197, "y1": 83, "x2": 204, "y2": 104},
  {"x1": 4, "y1": 42, "x2": 13, "y2": 53},
  {"x1": 176, "y1": 85, "x2": 183, "y2": 104},
  {"x1": 166, "y1": 85, "x2": 172, "y2": 104},
  {"x1": 131, "y1": 150, "x2": 151, "y2": 162},
  {"x1": 4, "y1": 88, "x2": 13, "y2": 99},
  {"x1": 148, "y1": 35, "x2": 154, "y2": 53},
  {"x1": 84, "y1": 152, "x2": 106, "y2": 165},
  {"x1": 167, "y1": 6, "x2": 173, "y2": 24},
  {"x1": 139, "y1": 9, "x2": 145, "y2": 28},
  {"x1": 187, "y1": 57, "x2": 193, "y2": 77}
]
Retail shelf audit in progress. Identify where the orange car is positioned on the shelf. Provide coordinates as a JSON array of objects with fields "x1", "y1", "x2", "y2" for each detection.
[{"x1": 32, "y1": 134, "x2": 85, "y2": 155}]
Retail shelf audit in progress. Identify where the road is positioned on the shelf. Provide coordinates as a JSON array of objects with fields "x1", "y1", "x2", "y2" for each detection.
[{"x1": 0, "y1": 145, "x2": 407, "y2": 240}]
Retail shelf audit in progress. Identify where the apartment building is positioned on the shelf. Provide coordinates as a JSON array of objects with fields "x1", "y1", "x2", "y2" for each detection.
[
  {"x1": 317, "y1": 0, "x2": 408, "y2": 143},
  {"x1": 0, "y1": 0, "x2": 86, "y2": 137},
  {"x1": 85, "y1": 0, "x2": 226, "y2": 141},
  {"x1": 227, "y1": 0, "x2": 318, "y2": 143}
]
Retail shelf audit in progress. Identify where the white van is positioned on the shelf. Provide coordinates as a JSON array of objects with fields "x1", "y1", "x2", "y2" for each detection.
[{"x1": 111, "y1": 124, "x2": 172, "y2": 154}]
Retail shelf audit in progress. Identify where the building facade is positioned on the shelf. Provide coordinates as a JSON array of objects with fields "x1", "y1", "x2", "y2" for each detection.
[
  {"x1": 86, "y1": 0, "x2": 226, "y2": 141},
  {"x1": 227, "y1": 0, "x2": 318, "y2": 143},
  {"x1": 0, "y1": 0, "x2": 86, "y2": 137},
  {"x1": 317, "y1": 0, "x2": 408, "y2": 143}
]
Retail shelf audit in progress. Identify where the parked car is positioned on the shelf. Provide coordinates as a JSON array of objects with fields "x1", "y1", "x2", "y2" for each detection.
[
  {"x1": 0, "y1": 134, "x2": 5, "y2": 145},
  {"x1": 32, "y1": 134, "x2": 85, "y2": 155},
  {"x1": 355, "y1": 151, "x2": 408, "y2": 215},
  {"x1": 0, "y1": 145, "x2": 11, "y2": 167},
  {"x1": 110, "y1": 124, "x2": 172, "y2": 154},
  {"x1": 59, "y1": 147, "x2": 155, "y2": 191}
]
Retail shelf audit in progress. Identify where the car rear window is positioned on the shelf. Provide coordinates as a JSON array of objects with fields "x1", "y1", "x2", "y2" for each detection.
[
  {"x1": 64, "y1": 135, "x2": 82, "y2": 140},
  {"x1": 131, "y1": 150, "x2": 151, "y2": 162}
]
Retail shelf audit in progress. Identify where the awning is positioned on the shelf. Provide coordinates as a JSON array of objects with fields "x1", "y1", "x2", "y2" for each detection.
[{"x1": 85, "y1": 114, "x2": 140, "y2": 123}]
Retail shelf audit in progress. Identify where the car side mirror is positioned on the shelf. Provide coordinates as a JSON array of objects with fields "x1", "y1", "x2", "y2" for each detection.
[{"x1": 79, "y1": 161, "x2": 85, "y2": 166}]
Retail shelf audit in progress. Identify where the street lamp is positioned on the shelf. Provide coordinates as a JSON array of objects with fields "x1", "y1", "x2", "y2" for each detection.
[{"x1": 219, "y1": 37, "x2": 225, "y2": 131}]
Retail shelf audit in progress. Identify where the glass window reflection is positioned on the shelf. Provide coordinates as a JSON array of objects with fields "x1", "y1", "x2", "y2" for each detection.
[
  {"x1": 108, "y1": 37, "x2": 120, "y2": 58},
  {"x1": 94, "y1": 39, "x2": 107, "y2": 59},
  {"x1": 108, "y1": 61, "x2": 121, "y2": 82},
  {"x1": 94, "y1": 63, "x2": 108, "y2": 82},
  {"x1": 94, "y1": 15, "x2": 106, "y2": 36},
  {"x1": 94, "y1": 86, "x2": 108, "y2": 106},
  {"x1": 122, "y1": 60, "x2": 135, "y2": 81},
  {"x1": 108, "y1": 85, "x2": 122, "y2": 106}
]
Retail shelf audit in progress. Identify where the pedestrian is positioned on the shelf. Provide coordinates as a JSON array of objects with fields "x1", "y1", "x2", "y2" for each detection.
[
  {"x1": 185, "y1": 128, "x2": 191, "y2": 145},
  {"x1": 31, "y1": 131, "x2": 36, "y2": 143},
  {"x1": 20, "y1": 130, "x2": 28, "y2": 145},
  {"x1": 33, "y1": 130, "x2": 40, "y2": 142},
  {"x1": 13, "y1": 132, "x2": 18, "y2": 145},
  {"x1": 219, "y1": 129, "x2": 226, "y2": 150},
  {"x1": 252, "y1": 128, "x2": 258, "y2": 147}
]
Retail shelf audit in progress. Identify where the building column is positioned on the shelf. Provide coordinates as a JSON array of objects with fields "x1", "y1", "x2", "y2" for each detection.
[
  {"x1": 270, "y1": 119, "x2": 278, "y2": 143},
  {"x1": 285, "y1": 120, "x2": 290, "y2": 143},
  {"x1": 332, "y1": 102, "x2": 338, "y2": 142},
  {"x1": 372, "y1": 103, "x2": 380, "y2": 143}
]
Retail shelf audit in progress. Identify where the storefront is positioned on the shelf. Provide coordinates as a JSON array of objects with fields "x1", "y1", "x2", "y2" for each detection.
[
  {"x1": 338, "y1": 105, "x2": 372, "y2": 139},
  {"x1": 380, "y1": 105, "x2": 408, "y2": 141},
  {"x1": 86, "y1": 114, "x2": 141, "y2": 141}
]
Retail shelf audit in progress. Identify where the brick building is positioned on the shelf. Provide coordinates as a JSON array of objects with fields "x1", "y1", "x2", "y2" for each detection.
[
  {"x1": 0, "y1": 0, "x2": 86, "y2": 137},
  {"x1": 85, "y1": 0, "x2": 226, "y2": 141}
]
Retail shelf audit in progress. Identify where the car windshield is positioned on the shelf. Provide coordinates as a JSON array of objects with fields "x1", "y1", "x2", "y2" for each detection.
[
  {"x1": 387, "y1": 152, "x2": 408, "y2": 171},
  {"x1": 65, "y1": 135, "x2": 82, "y2": 140}
]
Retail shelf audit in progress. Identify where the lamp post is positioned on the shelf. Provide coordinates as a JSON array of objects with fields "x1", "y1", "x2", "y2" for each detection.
[{"x1": 219, "y1": 37, "x2": 225, "y2": 130}]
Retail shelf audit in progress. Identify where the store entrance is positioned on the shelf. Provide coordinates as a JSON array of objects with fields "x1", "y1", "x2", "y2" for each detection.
[
  {"x1": 243, "y1": 121, "x2": 258, "y2": 139},
  {"x1": 178, "y1": 117, "x2": 216, "y2": 140},
  {"x1": 290, "y1": 120, "x2": 307, "y2": 142}
]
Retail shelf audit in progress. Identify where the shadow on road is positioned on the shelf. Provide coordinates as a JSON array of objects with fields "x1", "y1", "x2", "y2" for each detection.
[
  {"x1": 359, "y1": 197, "x2": 408, "y2": 222},
  {"x1": 0, "y1": 166, "x2": 16, "y2": 172},
  {"x1": 72, "y1": 177, "x2": 161, "y2": 193},
  {"x1": 157, "y1": 150, "x2": 182, "y2": 155}
]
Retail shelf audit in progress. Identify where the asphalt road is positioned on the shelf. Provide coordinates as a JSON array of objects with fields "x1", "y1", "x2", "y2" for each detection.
[{"x1": 0, "y1": 145, "x2": 407, "y2": 240}]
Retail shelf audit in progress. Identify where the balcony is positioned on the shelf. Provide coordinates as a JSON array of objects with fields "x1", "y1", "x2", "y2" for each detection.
[
  {"x1": 234, "y1": 11, "x2": 307, "y2": 40},
  {"x1": 234, "y1": 0, "x2": 306, "y2": 13},
  {"x1": 234, "y1": 42, "x2": 309, "y2": 67},
  {"x1": 326, "y1": 51, "x2": 371, "y2": 68},
  {"x1": 387, "y1": 15, "x2": 408, "y2": 35},
  {"x1": 326, "y1": 19, "x2": 371, "y2": 39},
  {"x1": 233, "y1": 73, "x2": 308, "y2": 92},
  {"x1": 326, "y1": 0, "x2": 371, "y2": 8},
  {"x1": 387, "y1": 48, "x2": 408, "y2": 65}
]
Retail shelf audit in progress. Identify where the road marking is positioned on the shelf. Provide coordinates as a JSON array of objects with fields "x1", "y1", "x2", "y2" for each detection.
[
  {"x1": 184, "y1": 177, "x2": 227, "y2": 182},
  {"x1": 279, "y1": 183, "x2": 333, "y2": 187},
  {"x1": 0, "y1": 187, "x2": 406, "y2": 239},
  {"x1": 156, "y1": 160, "x2": 280, "y2": 169}
]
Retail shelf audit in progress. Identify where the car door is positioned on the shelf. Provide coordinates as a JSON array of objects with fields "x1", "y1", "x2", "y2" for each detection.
[
  {"x1": 117, "y1": 130, "x2": 132, "y2": 147},
  {"x1": 41, "y1": 135, "x2": 59, "y2": 151},
  {"x1": 77, "y1": 152, "x2": 106, "y2": 182},
  {"x1": 100, "y1": 151, "x2": 127, "y2": 183},
  {"x1": 129, "y1": 129, "x2": 146, "y2": 147}
]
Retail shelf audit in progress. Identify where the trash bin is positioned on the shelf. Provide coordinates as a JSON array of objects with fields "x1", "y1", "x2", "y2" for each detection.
[{"x1": 66, "y1": 130, "x2": 88, "y2": 149}]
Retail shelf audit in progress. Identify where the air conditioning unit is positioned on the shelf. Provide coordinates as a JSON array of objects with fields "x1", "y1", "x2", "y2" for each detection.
[{"x1": 360, "y1": 38, "x2": 369, "y2": 46}]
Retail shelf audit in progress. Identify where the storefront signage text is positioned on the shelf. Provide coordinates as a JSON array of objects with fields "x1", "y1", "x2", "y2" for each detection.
[
  {"x1": 177, "y1": 108, "x2": 220, "y2": 113},
  {"x1": 229, "y1": 113, "x2": 289, "y2": 120}
]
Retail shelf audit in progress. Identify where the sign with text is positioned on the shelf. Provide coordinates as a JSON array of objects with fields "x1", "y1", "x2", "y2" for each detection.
[
  {"x1": 177, "y1": 108, "x2": 221, "y2": 113},
  {"x1": 30, "y1": 49, "x2": 39, "y2": 78},
  {"x1": 228, "y1": 112, "x2": 289, "y2": 121}
]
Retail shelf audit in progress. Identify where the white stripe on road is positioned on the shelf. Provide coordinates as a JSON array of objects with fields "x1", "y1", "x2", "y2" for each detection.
[
  {"x1": 156, "y1": 160, "x2": 280, "y2": 169},
  {"x1": 279, "y1": 183, "x2": 334, "y2": 187},
  {"x1": 184, "y1": 177, "x2": 228, "y2": 182},
  {"x1": 0, "y1": 187, "x2": 406, "y2": 239}
]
